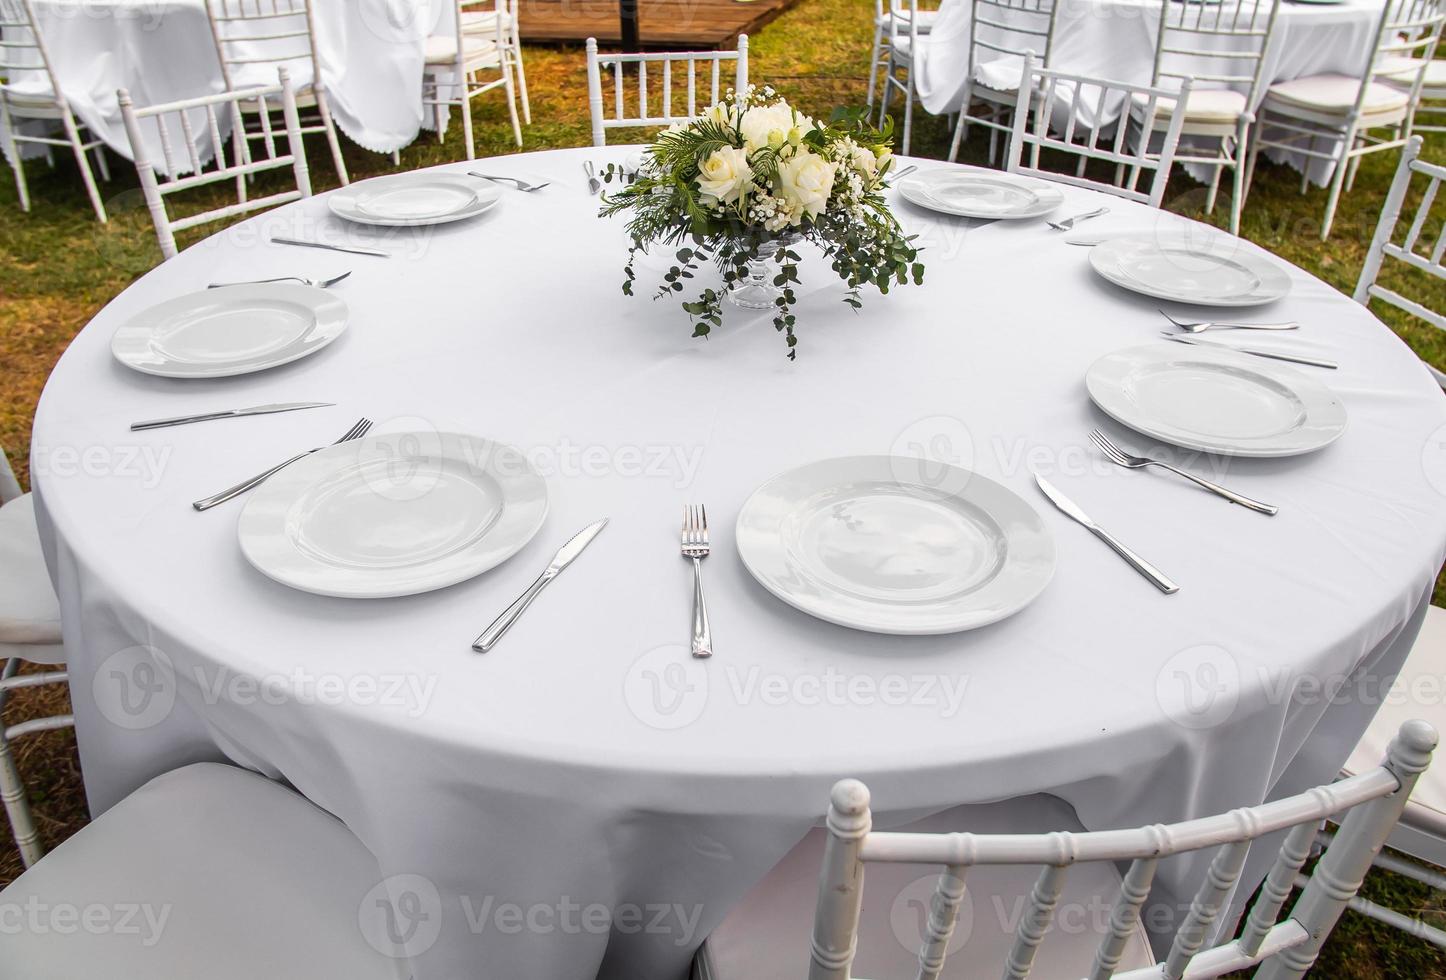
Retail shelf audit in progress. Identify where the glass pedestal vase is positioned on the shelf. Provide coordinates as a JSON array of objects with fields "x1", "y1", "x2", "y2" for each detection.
[{"x1": 727, "y1": 235, "x2": 801, "y2": 311}]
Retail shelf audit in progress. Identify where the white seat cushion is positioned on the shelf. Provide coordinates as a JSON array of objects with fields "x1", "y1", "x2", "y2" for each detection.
[
  {"x1": 1130, "y1": 88, "x2": 1249, "y2": 126},
  {"x1": 0, "y1": 763, "x2": 407, "y2": 980},
  {"x1": 975, "y1": 54, "x2": 1026, "y2": 93},
  {"x1": 1264, "y1": 73, "x2": 1409, "y2": 116},
  {"x1": 423, "y1": 33, "x2": 501, "y2": 66},
  {"x1": 1343, "y1": 604, "x2": 1446, "y2": 861},
  {"x1": 699, "y1": 795, "x2": 1156, "y2": 980},
  {"x1": 0, "y1": 493, "x2": 64, "y2": 664},
  {"x1": 1383, "y1": 57, "x2": 1446, "y2": 92}
]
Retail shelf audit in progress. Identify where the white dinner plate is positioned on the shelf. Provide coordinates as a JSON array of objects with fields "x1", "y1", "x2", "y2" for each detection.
[
  {"x1": 897, "y1": 169, "x2": 1065, "y2": 219},
  {"x1": 239, "y1": 431, "x2": 548, "y2": 598},
  {"x1": 736, "y1": 456, "x2": 1056, "y2": 635},
  {"x1": 110, "y1": 284, "x2": 347, "y2": 379},
  {"x1": 328, "y1": 173, "x2": 502, "y2": 227},
  {"x1": 1085, "y1": 344, "x2": 1347, "y2": 457},
  {"x1": 1089, "y1": 233, "x2": 1293, "y2": 307}
]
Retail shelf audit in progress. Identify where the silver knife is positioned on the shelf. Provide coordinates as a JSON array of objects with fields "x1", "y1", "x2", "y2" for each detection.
[
  {"x1": 1034, "y1": 473, "x2": 1179, "y2": 594},
  {"x1": 1161, "y1": 332, "x2": 1338, "y2": 370},
  {"x1": 130, "y1": 402, "x2": 334, "y2": 431},
  {"x1": 473, "y1": 519, "x2": 609, "y2": 652},
  {"x1": 270, "y1": 236, "x2": 391, "y2": 258}
]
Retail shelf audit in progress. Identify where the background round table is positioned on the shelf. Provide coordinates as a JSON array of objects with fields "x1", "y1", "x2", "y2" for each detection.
[{"x1": 31, "y1": 146, "x2": 1446, "y2": 980}]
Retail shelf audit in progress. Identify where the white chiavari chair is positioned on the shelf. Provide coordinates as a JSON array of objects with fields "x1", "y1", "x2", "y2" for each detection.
[
  {"x1": 0, "y1": 763, "x2": 407, "y2": 978},
  {"x1": 1246, "y1": 0, "x2": 1446, "y2": 240},
  {"x1": 0, "y1": 446, "x2": 72, "y2": 870},
  {"x1": 1006, "y1": 54, "x2": 1192, "y2": 209},
  {"x1": 424, "y1": 0, "x2": 521, "y2": 159},
  {"x1": 696, "y1": 720, "x2": 1438, "y2": 980},
  {"x1": 1136, "y1": 0, "x2": 1282, "y2": 236},
  {"x1": 869, "y1": 0, "x2": 937, "y2": 110},
  {"x1": 118, "y1": 67, "x2": 311, "y2": 260},
  {"x1": 877, "y1": 0, "x2": 929, "y2": 154},
  {"x1": 0, "y1": 0, "x2": 109, "y2": 221},
  {"x1": 1354, "y1": 134, "x2": 1446, "y2": 389},
  {"x1": 459, "y1": 0, "x2": 529, "y2": 125},
  {"x1": 944, "y1": 0, "x2": 1061, "y2": 165},
  {"x1": 585, "y1": 35, "x2": 749, "y2": 148},
  {"x1": 205, "y1": 0, "x2": 348, "y2": 185}
]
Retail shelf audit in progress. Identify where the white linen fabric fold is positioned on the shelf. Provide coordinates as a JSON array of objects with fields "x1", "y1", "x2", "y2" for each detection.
[
  {"x1": 31, "y1": 148, "x2": 1446, "y2": 980},
  {"x1": 2, "y1": 0, "x2": 444, "y2": 169},
  {"x1": 913, "y1": 0, "x2": 1390, "y2": 186}
]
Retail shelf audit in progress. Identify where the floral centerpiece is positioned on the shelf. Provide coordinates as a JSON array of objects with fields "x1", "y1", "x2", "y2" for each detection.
[{"x1": 599, "y1": 86, "x2": 923, "y2": 359}]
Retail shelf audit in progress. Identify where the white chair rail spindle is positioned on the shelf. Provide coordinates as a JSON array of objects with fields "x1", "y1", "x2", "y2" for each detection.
[
  {"x1": 1007, "y1": 53, "x2": 1191, "y2": 209},
  {"x1": 742, "y1": 720, "x2": 1440, "y2": 980},
  {"x1": 585, "y1": 35, "x2": 749, "y2": 147},
  {"x1": 119, "y1": 67, "x2": 311, "y2": 260},
  {"x1": 1355, "y1": 134, "x2": 1446, "y2": 388}
]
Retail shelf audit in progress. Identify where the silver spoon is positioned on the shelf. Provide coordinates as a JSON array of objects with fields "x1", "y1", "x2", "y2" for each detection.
[
  {"x1": 1159, "y1": 309, "x2": 1300, "y2": 333},
  {"x1": 208, "y1": 271, "x2": 352, "y2": 289}
]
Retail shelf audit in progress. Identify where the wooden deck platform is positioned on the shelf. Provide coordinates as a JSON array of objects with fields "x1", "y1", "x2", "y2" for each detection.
[{"x1": 516, "y1": 0, "x2": 798, "y2": 48}]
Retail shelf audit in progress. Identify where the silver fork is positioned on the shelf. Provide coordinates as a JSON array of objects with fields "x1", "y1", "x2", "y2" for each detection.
[
  {"x1": 681, "y1": 505, "x2": 713, "y2": 659},
  {"x1": 1046, "y1": 207, "x2": 1109, "y2": 231},
  {"x1": 1089, "y1": 429, "x2": 1278, "y2": 516},
  {"x1": 467, "y1": 172, "x2": 552, "y2": 192},
  {"x1": 193, "y1": 418, "x2": 372, "y2": 511},
  {"x1": 207, "y1": 271, "x2": 352, "y2": 289},
  {"x1": 1159, "y1": 309, "x2": 1300, "y2": 333}
]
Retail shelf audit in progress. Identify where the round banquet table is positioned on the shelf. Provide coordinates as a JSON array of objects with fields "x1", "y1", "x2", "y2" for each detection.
[
  {"x1": 913, "y1": 0, "x2": 1391, "y2": 185},
  {"x1": 31, "y1": 146, "x2": 1446, "y2": 980},
  {"x1": 3, "y1": 0, "x2": 454, "y2": 165}
]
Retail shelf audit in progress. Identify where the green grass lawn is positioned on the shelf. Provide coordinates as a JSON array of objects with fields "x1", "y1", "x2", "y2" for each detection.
[{"x1": 1, "y1": 0, "x2": 1444, "y2": 973}]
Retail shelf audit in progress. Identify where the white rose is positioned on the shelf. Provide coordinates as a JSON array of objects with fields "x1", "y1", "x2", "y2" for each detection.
[
  {"x1": 850, "y1": 145, "x2": 878, "y2": 179},
  {"x1": 776, "y1": 148, "x2": 837, "y2": 222},
  {"x1": 695, "y1": 145, "x2": 753, "y2": 204},
  {"x1": 739, "y1": 102, "x2": 798, "y2": 152}
]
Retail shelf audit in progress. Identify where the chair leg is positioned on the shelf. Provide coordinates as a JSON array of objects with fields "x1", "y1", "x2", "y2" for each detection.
[
  {"x1": 1205, "y1": 154, "x2": 1225, "y2": 217},
  {"x1": 315, "y1": 88, "x2": 349, "y2": 186},
  {"x1": 1300, "y1": 136, "x2": 1315, "y2": 194},
  {"x1": 948, "y1": 83, "x2": 973, "y2": 162},
  {"x1": 510, "y1": 20, "x2": 531, "y2": 126},
  {"x1": 1345, "y1": 139, "x2": 1364, "y2": 192},
  {"x1": 1243, "y1": 120, "x2": 1263, "y2": 204},
  {"x1": 902, "y1": 73, "x2": 914, "y2": 157},
  {"x1": 867, "y1": 22, "x2": 885, "y2": 109},
  {"x1": 878, "y1": 59, "x2": 895, "y2": 131},
  {"x1": 391, "y1": 149, "x2": 400, "y2": 166},
  {"x1": 1, "y1": 103, "x2": 30, "y2": 213},
  {"x1": 1320, "y1": 128, "x2": 1355, "y2": 241},
  {"x1": 0, "y1": 722, "x2": 44, "y2": 868},
  {"x1": 502, "y1": 64, "x2": 522, "y2": 148},
  {"x1": 62, "y1": 110, "x2": 107, "y2": 223},
  {"x1": 92, "y1": 142, "x2": 110, "y2": 182}
]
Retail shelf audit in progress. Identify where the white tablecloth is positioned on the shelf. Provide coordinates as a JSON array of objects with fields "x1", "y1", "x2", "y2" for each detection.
[
  {"x1": 7, "y1": 0, "x2": 451, "y2": 160},
  {"x1": 914, "y1": 0, "x2": 1390, "y2": 185},
  {"x1": 31, "y1": 147, "x2": 1446, "y2": 980}
]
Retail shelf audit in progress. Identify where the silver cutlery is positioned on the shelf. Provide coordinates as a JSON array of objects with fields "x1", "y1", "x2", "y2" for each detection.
[
  {"x1": 1161, "y1": 332, "x2": 1338, "y2": 369},
  {"x1": 1159, "y1": 309, "x2": 1299, "y2": 333},
  {"x1": 584, "y1": 160, "x2": 602, "y2": 195},
  {"x1": 1047, "y1": 207, "x2": 1109, "y2": 232},
  {"x1": 681, "y1": 505, "x2": 713, "y2": 659},
  {"x1": 886, "y1": 164, "x2": 918, "y2": 185},
  {"x1": 192, "y1": 417, "x2": 372, "y2": 512},
  {"x1": 131, "y1": 401, "x2": 333, "y2": 432},
  {"x1": 270, "y1": 236, "x2": 390, "y2": 258},
  {"x1": 1034, "y1": 473, "x2": 1179, "y2": 594},
  {"x1": 207, "y1": 272, "x2": 352, "y2": 290},
  {"x1": 468, "y1": 172, "x2": 551, "y2": 192},
  {"x1": 1089, "y1": 429, "x2": 1278, "y2": 516},
  {"x1": 473, "y1": 519, "x2": 609, "y2": 652}
]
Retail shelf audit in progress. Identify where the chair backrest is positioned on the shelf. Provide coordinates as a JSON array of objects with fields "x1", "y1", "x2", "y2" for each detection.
[
  {"x1": 118, "y1": 67, "x2": 311, "y2": 260},
  {"x1": 1355, "y1": 135, "x2": 1446, "y2": 388},
  {"x1": 1150, "y1": 0, "x2": 1281, "y2": 105},
  {"x1": 585, "y1": 34, "x2": 749, "y2": 147},
  {"x1": 1006, "y1": 53, "x2": 1191, "y2": 208},
  {"x1": 0, "y1": 447, "x2": 21, "y2": 503},
  {"x1": 205, "y1": 0, "x2": 322, "y2": 93},
  {"x1": 965, "y1": 0, "x2": 1060, "y2": 79},
  {"x1": 0, "y1": 0, "x2": 60, "y2": 99},
  {"x1": 808, "y1": 720, "x2": 1437, "y2": 980},
  {"x1": 1358, "y1": 0, "x2": 1446, "y2": 123},
  {"x1": 452, "y1": 0, "x2": 509, "y2": 64}
]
